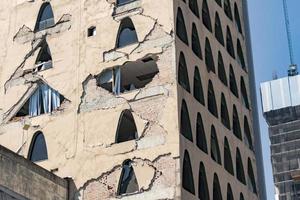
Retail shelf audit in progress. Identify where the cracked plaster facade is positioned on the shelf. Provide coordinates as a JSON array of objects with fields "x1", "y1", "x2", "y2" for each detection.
[{"x1": 0, "y1": 0, "x2": 265, "y2": 200}]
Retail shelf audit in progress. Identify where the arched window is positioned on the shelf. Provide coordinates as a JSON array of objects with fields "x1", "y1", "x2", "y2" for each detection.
[
  {"x1": 248, "y1": 158, "x2": 257, "y2": 194},
  {"x1": 227, "y1": 184, "x2": 234, "y2": 200},
  {"x1": 237, "y1": 40, "x2": 246, "y2": 70},
  {"x1": 208, "y1": 80, "x2": 218, "y2": 118},
  {"x1": 215, "y1": 13, "x2": 224, "y2": 46},
  {"x1": 189, "y1": 0, "x2": 200, "y2": 17},
  {"x1": 229, "y1": 65, "x2": 239, "y2": 97},
  {"x1": 218, "y1": 52, "x2": 228, "y2": 86},
  {"x1": 240, "y1": 193, "x2": 245, "y2": 200},
  {"x1": 244, "y1": 116, "x2": 254, "y2": 151},
  {"x1": 224, "y1": 0, "x2": 233, "y2": 20},
  {"x1": 199, "y1": 162, "x2": 210, "y2": 200},
  {"x1": 28, "y1": 131, "x2": 48, "y2": 162},
  {"x1": 192, "y1": 24, "x2": 203, "y2": 59},
  {"x1": 213, "y1": 174, "x2": 223, "y2": 200},
  {"x1": 176, "y1": 8, "x2": 189, "y2": 45},
  {"x1": 211, "y1": 126, "x2": 222, "y2": 165},
  {"x1": 205, "y1": 38, "x2": 216, "y2": 73},
  {"x1": 224, "y1": 137, "x2": 234, "y2": 175},
  {"x1": 34, "y1": 41, "x2": 53, "y2": 72},
  {"x1": 215, "y1": 0, "x2": 222, "y2": 7},
  {"x1": 178, "y1": 52, "x2": 191, "y2": 92},
  {"x1": 232, "y1": 105, "x2": 242, "y2": 140},
  {"x1": 234, "y1": 3, "x2": 243, "y2": 34},
  {"x1": 115, "y1": 110, "x2": 138, "y2": 143},
  {"x1": 240, "y1": 77, "x2": 250, "y2": 109},
  {"x1": 180, "y1": 100, "x2": 193, "y2": 142},
  {"x1": 194, "y1": 67, "x2": 205, "y2": 105},
  {"x1": 202, "y1": 0, "x2": 212, "y2": 32},
  {"x1": 236, "y1": 148, "x2": 246, "y2": 185},
  {"x1": 116, "y1": 18, "x2": 138, "y2": 48},
  {"x1": 117, "y1": 160, "x2": 139, "y2": 195},
  {"x1": 116, "y1": 0, "x2": 132, "y2": 6},
  {"x1": 196, "y1": 113, "x2": 208, "y2": 153},
  {"x1": 221, "y1": 93, "x2": 230, "y2": 129},
  {"x1": 226, "y1": 27, "x2": 235, "y2": 58},
  {"x1": 34, "y1": 3, "x2": 55, "y2": 32},
  {"x1": 182, "y1": 150, "x2": 195, "y2": 194}
]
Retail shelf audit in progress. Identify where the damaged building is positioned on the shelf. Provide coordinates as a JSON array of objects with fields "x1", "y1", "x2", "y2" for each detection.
[{"x1": 0, "y1": 0, "x2": 266, "y2": 200}]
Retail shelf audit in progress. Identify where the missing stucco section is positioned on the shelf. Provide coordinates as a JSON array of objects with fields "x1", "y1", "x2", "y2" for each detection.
[{"x1": 74, "y1": 154, "x2": 179, "y2": 199}]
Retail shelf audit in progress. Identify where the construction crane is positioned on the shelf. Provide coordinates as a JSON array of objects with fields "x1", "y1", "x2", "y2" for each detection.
[{"x1": 282, "y1": 0, "x2": 298, "y2": 76}]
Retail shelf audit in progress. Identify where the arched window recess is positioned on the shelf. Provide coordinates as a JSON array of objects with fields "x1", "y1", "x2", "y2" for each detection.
[
  {"x1": 34, "y1": 3, "x2": 55, "y2": 32},
  {"x1": 28, "y1": 131, "x2": 48, "y2": 162}
]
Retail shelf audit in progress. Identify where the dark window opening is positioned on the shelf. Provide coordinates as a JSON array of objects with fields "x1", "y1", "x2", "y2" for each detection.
[
  {"x1": 176, "y1": 8, "x2": 189, "y2": 45},
  {"x1": 215, "y1": 13, "x2": 224, "y2": 46},
  {"x1": 34, "y1": 3, "x2": 55, "y2": 32},
  {"x1": 213, "y1": 174, "x2": 223, "y2": 200},
  {"x1": 192, "y1": 24, "x2": 203, "y2": 59},
  {"x1": 237, "y1": 40, "x2": 246, "y2": 70},
  {"x1": 224, "y1": 0, "x2": 233, "y2": 20},
  {"x1": 97, "y1": 57, "x2": 159, "y2": 95},
  {"x1": 28, "y1": 131, "x2": 48, "y2": 162},
  {"x1": 87, "y1": 26, "x2": 96, "y2": 37},
  {"x1": 248, "y1": 159, "x2": 257, "y2": 194},
  {"x1": 196, "y1": 113, "x2": 208, "y2": 153},
  {"x1": 229, "y1": 65, "x2": 239, "y2": 97},
  {"x1": 244, "y1": 116, "x2": 253, "y2": 151},
  {"x1": 211, "y1": 126, "x2": 222, "y2": 165},
  {"x1": 178, "y1": 52, "x2": 191, "y2": 92},
  {"x1": 232, "y1": 105, "x2": 242, "y2": 140},
  {"x1": 227, "y1": 184, "x2": 234, "y2": 200},
  {"x1": 189, "y1": 0, "x2": 200, "y2": 17},
  {"x1": 236, "y1": 148, "x2": 246, "y2": 185},
  {"x1": 234, "y1": 3, "x2": 243, "y2": 34},
  {"x1": 224, "y1": 137, "x2": 234, "y2": 175},
  {"x1": 116, "y1": 18, "x2": 138, "y2": 48},
  {"x1": 241, "y1": 77, "x2": 250, "y2": 109},
  {"x1": 202, "y1": 0, "x2": 212, "y2": 32},
  {"x1": 221, "y1": 93, "x2": 230, "y2": 129},
  {"x1": 240, "y1": 193, "x2": 245, "y2": 200},
  {"x1": 218, "y1": 52, "x2": 228, "y2": 86},
  {"x1": 226, "y1": 27, "x2": 235, "y2": 58},
  {"x1": 199, "y1": 162, "x2": 210, "y2": 200},
  {"x1": 117, "y1": 160, "x2": 139, "y2": 195},
  {"x1": 205, "y1": 38, "x2": 215, "y2": 73},
  {"x1": 115, "y1": 110, "x2": 138, "y2": 143},
  {"x1": 194, "y1": 67, "x2": 205, "y2": 105},
  {"x1": 208, "y1": 80, "x2": 218, "y2": 118},
  {"x1": 180, "y1": 100, "x2": 193, "y2": 142},
  {"x1": 34, "y1": 42, "x2": 53, "y2": 72},
  {"x1": 116, "y1": 0, "x2": 135, "y2": 6},
  {"x1": 215, "y1": 0, "x2": 222, "y2": 7},
  {"x1": 182, "y1": 150, "x2": 195, "y2": 194}
]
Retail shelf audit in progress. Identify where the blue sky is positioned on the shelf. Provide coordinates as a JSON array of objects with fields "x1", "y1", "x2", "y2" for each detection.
[{"x1": 248, "y1": 0, "x2": 300, "y2": 199}]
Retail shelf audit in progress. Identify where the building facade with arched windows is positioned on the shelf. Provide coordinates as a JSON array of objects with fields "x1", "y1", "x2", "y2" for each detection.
[{"x1": 0, "y1": 0, "x2": 266, "y2": 199}]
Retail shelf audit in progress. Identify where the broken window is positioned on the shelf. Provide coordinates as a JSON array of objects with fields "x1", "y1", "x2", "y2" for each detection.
[
  {"x1": 115, "y1": 110, "x2": 138, "y2": 143},
  {"x1": 182, "y1": 150, "x2": 195, "y2": 194},
  {"x1": 192, "y1": 24, "x2": 203, "y2": 59},
  {"x1": 215, "y1": 12, "x2": 224, "y2": 46},
  {"x1": 196, "y1": 113, "x2": 208, "y2": 154},
  {"x1": 34, "y1": 3, "x2": 55, "y2": 32},
  {"x1": 229, "y1": 65, "x2": 239, "y2": 97},
  {"x1": 247, "y1": 158, "x2": 257, "y2": 194},
  {"x1": 176, "y1": 8, "x2": 189, "y2": 45},
  {"x1": 221, "y1": 93, "x2": 230, "y2": 129},
  {"x1": 180, "y1": 100, "x2": 193, "y2": 142},
  {"x1": 218, "y1": 52, "x2": 228, "y2": 86},
  {"x1": 224, "y1": 0, "x2": 233, "y2": 20},
  {"x1": 236, "y1": 148, "x2": 246, "y2": 185},
  {"x1": 34, "y1": 42, "x2": 53, "y2": 72},
  {"x1": 117, "y1": 160, "x2": 139, "y2": 195},
  {"x1": 202, "y1": 0, "x2": 212, "y2": 32},
  {"x1": 241, "y1": 77, "x2": 250, "y2": 109},
  {"x1": 208, "y1": 80, "x2": 218, "y2": 118},
  {"x1": 237, "y1": 40, "x2": 246, "y2": 70},
  {"x1": 234, "y1": 3, "x2": 243, "y2": 34},
  {"x1": 232, "y1": 105, "x2": 242, "y2": 140},
  {"x1": 226, "y1": 27, "x2": 235, "y2": 58},
  {"x1": 116, "y1": 18, "x2": 138, "y2": 48},
  {"x1": 205, "y1": 38, "x2": 215, "y2": 73},
  {"x1": 224, "y1": 137, "x2": 234, "y2": 175},
  {"x1": 116, "y1": 0, "x2": 134, "y2": 6},
  {"x1": 213, "y1": 174, "x2": 223, "y2": 200},
  {"x1": 194, "y1": 67, "x2": 205, "y2": 105},
  {"x1": 227, "y1": 184, "x2": 234, "y2": 200},
  {"x1": 28, "y1": 131, "x2": 48, "y2": 162},
  {"x1": 87, "y1": 26, "x2": 96, "y2": 37},
  {"x1": 244, "y1": 116, "x2": 253, "y2": 151},
  {"x1": 199, "y1": 162, "x2": 210, "y2": 200},
  {"x1": 97, "y1": 57, "x2": 159, "y2": 95},
  {"x1": 211, "y1": 125, "x2": 222, "y2": 165},
  {"x1": 16, "y1": 84, "x2": 64, "y2": 117},
  {"x1": 178, "y1": 52, "x2": 191, "y2": 92},
  {"x1": 189, "y1": 0, "x2": 199, "y2": 17}
]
